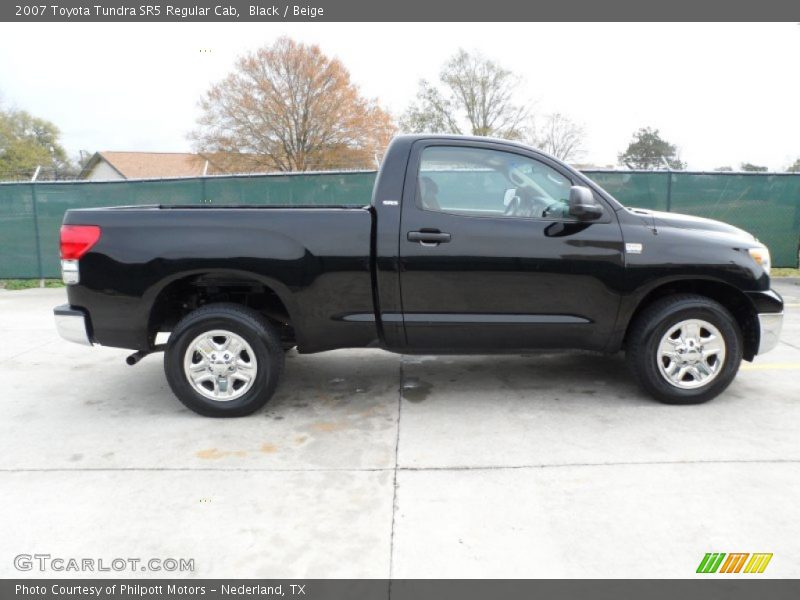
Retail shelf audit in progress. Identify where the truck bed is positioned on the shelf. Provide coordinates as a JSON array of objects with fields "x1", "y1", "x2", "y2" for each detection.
[
  {"x1": 63, "y1": 205, "x2": 378, "y2": 352},
  {"x1": 77, "y1": 204, "x2": 369, "y2": 210}
]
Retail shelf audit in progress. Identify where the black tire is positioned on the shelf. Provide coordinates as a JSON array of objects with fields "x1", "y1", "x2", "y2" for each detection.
[
  {"x1": 164, "y1": 303, "x2": 284, "y2": 417},
  {"x1": 626, "y1": 294, "x2": 743, "y2": 405}
]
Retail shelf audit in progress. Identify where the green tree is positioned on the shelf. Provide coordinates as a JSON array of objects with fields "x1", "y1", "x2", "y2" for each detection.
[
  {"x1": 618, "y1": 127, "x2": 685, "y2": 170},
  {"x1": 0, "y1": 108, "x2": 70, "y2": 180},
  {"x1": 400, "y1": 50, "x2": 528, "y2": 139},
  {"x1": 785, "y1": 158, "x2": 800, "y2": 173},
  {"x1": 740, "y1": 162, "x2": 768, "y2": 172}
]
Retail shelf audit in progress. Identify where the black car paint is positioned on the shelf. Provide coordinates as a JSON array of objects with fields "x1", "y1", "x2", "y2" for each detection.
[
  {"x1": 397, "y1": 137, "x2": 624, "y2": 352},
  {"x1": 61, "y1": 134, "x2": 781, "y2": 357}
]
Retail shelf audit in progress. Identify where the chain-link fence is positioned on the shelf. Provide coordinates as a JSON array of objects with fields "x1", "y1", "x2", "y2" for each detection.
[{"x1": 0, "y1": 169, "x2": 798, "y2": 279}]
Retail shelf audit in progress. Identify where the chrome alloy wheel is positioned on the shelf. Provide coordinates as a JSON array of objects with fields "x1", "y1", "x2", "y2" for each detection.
[
  {"x1": 183, "y1": 329, "x2": 257, "y2": 401},
  {"x1": 657, "y1": 319, "x2": 726, "y2": 389}
]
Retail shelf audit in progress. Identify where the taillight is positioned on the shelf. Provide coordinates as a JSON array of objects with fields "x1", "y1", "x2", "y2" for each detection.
[{"x1": 60, "y1": 225, "x2": 101, "y2": 260}]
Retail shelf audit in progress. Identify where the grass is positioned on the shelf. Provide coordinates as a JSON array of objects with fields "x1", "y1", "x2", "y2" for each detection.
[
  {"x1": 772, "y1": 268, "x2": 800, "y2": 278},
  {"x1": 0, "y1": 278, "x2": 64, "y2": 290}
]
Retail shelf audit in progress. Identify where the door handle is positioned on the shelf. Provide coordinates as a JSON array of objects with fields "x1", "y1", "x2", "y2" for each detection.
[{"x1": 407, "y1": 230, "x2": 452, "y2": 245}]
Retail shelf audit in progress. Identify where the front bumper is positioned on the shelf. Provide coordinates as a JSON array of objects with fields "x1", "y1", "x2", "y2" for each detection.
[
  {"x1": 745, "y1": 289, "x2": 783, "y2": 356},
  {"x1": 757, "y1": 312, "x2": 783, "y2": 355},
  {"x1": 54, "y1": 304, "x2": 92, "y2": 346}
]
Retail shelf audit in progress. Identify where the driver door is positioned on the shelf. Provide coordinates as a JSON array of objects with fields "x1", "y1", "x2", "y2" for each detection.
[{"x1": 398, "y1": 139, "x2": 624, "y2": 352}]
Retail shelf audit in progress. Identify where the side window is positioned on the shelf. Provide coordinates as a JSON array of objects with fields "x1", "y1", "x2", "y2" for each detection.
[{"x1": 417, "y1": 146, "x2": 574, "y2": 220}]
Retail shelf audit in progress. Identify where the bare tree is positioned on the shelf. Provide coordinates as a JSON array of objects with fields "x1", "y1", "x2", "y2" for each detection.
[
  {"x1": 531, "y1": 113, "x2": 586, "y2": 162},
  {"x1": 191, "y1": 37, "x2": 396, "y2": 172},
  {"x1": 401, "y1": 50, "x2": 528, "y2": 139}
]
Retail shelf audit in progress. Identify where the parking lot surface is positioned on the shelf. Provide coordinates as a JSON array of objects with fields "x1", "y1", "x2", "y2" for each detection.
[{"x1": 1, "y1": 281, "x2": 799, "y2": 578}]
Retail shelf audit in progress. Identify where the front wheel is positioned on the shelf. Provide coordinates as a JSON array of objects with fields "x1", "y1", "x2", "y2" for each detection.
[
  {"x1": 164, "y1": 303, "x2": 284, "y2": 417},
  {"x1": 626, "y1": 294, "x2": 743, "y2": 404}
]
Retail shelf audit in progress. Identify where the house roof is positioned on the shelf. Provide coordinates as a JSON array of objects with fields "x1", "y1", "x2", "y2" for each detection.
[
  {"x1": 86, "y1": 151, "x2": 211, "y2": 179},
  {"x1": 79, "y1": 151, "x2": 281, "y2": 179}
]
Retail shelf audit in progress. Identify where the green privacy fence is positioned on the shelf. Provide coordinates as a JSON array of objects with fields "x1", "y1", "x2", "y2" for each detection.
[
  {"x1": 0, "y1": 169, "x2": 798, "y2": 279},
  {"x1": 586, "y1": 170, "x2": 800, "y2": 268},
  {"x1": 0, "y1": 171, "x2": 377, "y2": 279}
]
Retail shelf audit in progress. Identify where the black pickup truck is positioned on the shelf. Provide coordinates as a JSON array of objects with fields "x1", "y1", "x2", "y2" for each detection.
[{"x1": 54, "y1": 135, "x2": 783, "y2": 416}]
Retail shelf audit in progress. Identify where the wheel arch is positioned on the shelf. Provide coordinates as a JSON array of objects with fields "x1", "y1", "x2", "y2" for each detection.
[
  {"x1": 144, "y1": 269, "x2": 298, "y2": 348},
  {"x1": 622, "y1": 277, "x2": 760, "y2": 361}
]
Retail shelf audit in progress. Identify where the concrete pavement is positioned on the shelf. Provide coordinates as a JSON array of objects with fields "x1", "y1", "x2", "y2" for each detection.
[{"x1": 1, "y1": 281, "x2": 798, "y2": 578}]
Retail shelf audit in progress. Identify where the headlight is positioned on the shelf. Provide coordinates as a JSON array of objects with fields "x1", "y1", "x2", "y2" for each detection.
[{"x1": 748, "y1": 245, "x2": 771, "y2": 275}]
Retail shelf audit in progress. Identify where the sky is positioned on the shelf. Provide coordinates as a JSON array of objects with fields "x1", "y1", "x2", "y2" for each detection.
[{"x1": 0, "y1": 22, "x2": 798, "y2": 170}]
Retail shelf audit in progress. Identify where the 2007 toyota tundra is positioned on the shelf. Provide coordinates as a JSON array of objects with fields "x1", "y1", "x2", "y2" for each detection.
[{"x1": 54, "y1": 135, "x2": 783, "y2": 416}]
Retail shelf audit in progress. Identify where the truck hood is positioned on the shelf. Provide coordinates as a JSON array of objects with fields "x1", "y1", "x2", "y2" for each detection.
[{"x1": 626, "y1": 207, "x2": 756, "y2": 241}]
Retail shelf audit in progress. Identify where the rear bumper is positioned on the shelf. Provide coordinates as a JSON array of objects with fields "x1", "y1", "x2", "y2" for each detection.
[
  {"x1": 54, "y1": 304, "x2": 93, "y2": 346},
  {"x1": 757, "y1": 312, "x2": 783, "y2": 355}
]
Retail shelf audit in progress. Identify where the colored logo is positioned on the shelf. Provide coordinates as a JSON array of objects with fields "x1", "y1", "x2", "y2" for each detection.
[{"x1": 696, "y1": 553, "x2": 773, "y2": 574}]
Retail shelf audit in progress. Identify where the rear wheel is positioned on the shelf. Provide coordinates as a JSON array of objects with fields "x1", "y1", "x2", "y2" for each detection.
[
  {"x1": 164, "y1": 303, "x2": 284, "y2": 417},
  {"x1": 626, "y1": 294, "x2": 743, "y2": 404}
]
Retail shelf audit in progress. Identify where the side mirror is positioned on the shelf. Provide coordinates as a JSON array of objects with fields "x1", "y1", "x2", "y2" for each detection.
[{"x1": 568, "y1": 186, "x2": 603, "y2": 220}]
